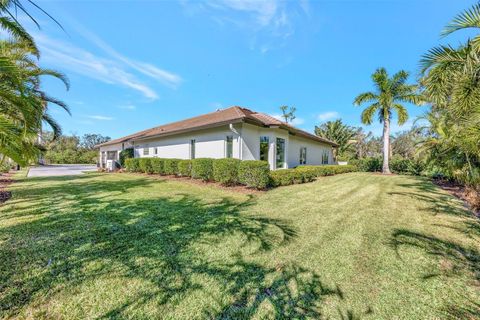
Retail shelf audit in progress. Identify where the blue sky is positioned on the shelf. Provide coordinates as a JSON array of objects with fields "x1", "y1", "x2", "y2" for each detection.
[{"x1": 23, "y1": 0, "x2": 475, "y2": 138}]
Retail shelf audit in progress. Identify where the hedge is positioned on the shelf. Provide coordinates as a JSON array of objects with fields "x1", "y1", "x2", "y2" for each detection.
[
  {"x1": 349, "y1": 158, "x2": 382, "y2": 172},
  {"x1": 178, "y1": 159, "x2": 192, "y2": 177},
  {"x1": 191, "y1": 158, "x2": 214, "y2": 181},
  {"x1": 138, "y1": 158, "x2": 153, "y2": 174},
  {"x1": 150, "y1": 158, "x2": 165, "y2": 175},
  {"x1": 164, "y1": 159, "x2": 180, "y2": 175},
  {"x1": 269, "y1": 168, "x2": 316, "y2": 187},
  {"x1": 125, "y1": 158, "x2": 140, "y2": 172},
  {"x1": 270, "y1": 165, "x2": 357, "y2": 187},
  {"x1": 238, "y1": 160, "x2": 270, "y2": 189},
  {"x1": 119, "y1": 148, "x2": 134, "y2": 167},
  {"x1": 213, "y1": 158, "x2": 241, "y2": 185}
]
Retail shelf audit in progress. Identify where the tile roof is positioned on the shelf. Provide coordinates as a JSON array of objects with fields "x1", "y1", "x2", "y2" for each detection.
[{"x1": 96, "y1": 106, "x2": 337, "y2": 147}]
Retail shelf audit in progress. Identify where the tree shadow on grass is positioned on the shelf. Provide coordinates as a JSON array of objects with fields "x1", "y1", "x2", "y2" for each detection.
[
  {"x1": 0, "y1": 174, "x2": 359, "y2": 319},
  {"x1": 390, "y1": 228, "x2": 480, "y2": 318}
]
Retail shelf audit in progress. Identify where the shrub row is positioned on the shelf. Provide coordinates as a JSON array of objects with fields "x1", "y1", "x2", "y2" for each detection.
[
  {"x1": 270, "y1": 165, "x2": 357, "y2": 187},
  {"x1": 349, "y1": 156, "x2": 424, "y2": 175},
  {"x1": 124, "y1": 157, "x2": 270, "y2": 189}
]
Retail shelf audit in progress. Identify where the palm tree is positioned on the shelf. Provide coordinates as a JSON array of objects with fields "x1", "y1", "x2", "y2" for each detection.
[
  {"x1": 0, "y1": 39, "x2": 69, "y2": 165},
  {"x1": 353, "y1": 68, "x2": 422, "y2": 174},
  {"x1": 419, "y1": 3, "x2": 480, "y2": 189},
  {"x1": 314, "y1": 119, "x2": 357, "y2": 159},
  {"x1": 442, "y1": 2, "x2": 480, "y2": 50}
]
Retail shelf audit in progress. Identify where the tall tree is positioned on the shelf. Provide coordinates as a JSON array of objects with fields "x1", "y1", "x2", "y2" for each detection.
[
  {"x1": 279, "y1": 105, "x2": 296, "y2": 123},
  {"x1": 353, "y1": 68, "x2": 422, "y2": 174},
  {"x1": 0, "y1": 1, "x2": 68, "y2": 165},
  {"x1": 419, "y1": 2, "x2": 480, "y2": 190},
  {"x1": 315, "y1": 119, "x2": 357, "y2": 159}
]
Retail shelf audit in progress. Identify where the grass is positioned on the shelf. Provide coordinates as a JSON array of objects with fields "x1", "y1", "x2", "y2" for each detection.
[{"x1": 0, "y1": 172, "x2": 479, "y2": 319}]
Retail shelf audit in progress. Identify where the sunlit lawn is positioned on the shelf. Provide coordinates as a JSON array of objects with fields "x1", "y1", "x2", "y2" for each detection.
[{"x1": 0, "y1": 172, "x2": 479, "y2": 319}]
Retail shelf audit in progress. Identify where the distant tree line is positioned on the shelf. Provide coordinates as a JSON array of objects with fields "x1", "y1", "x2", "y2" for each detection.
[{"x1": 42, "y1": 133, "x2": 110, "y2": 164}]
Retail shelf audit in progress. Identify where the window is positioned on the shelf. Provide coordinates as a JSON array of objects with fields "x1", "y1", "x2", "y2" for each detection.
[
  {"x1": 190, "y1": 139, "x2": 196, "y2": 159},
  {"x1": 260, "y1": 136, "x2": 269, "y2": 161},
  {"x1": 322, "y1": 151, "x2": 329, "y2": 164},
  {"x1": 276, "y1": 138, "x2": 285, "y2": 169},
  {"x1": 143, "y1": 145, "x2": 149, "y2": 156},
  {"x1": 154, "y1": 147, "x2": 158, "y2": 156},
  {"x1": 299, "y1": 147, "x2": 307, "y2": 165},
  {"x1": 226, "y1": 136, "x2": 233, "y2": 158},
  {"x1": 107, "y1": 151, "x2": 117, "y2": 161}
]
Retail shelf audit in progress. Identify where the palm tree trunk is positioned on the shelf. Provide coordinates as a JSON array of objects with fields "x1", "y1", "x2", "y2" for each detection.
[{"x1": 382, "y1": 118, "x2": 391, "y2": 174}]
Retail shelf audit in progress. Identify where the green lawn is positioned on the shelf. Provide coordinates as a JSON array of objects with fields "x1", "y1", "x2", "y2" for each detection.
[{"x1": 0, "y1": 172, "x2": 479, "y2": 319}]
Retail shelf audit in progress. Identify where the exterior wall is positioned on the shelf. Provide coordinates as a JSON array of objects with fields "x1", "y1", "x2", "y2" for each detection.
[
  {"x1": 98, "y1": 142, "x2": 133, "y2": 168},
  {"x1": 99, "y1": 123, "x2": 334, "y2": 170},
  {"x1": 287, "y1": 135, "x2": 334, "y2": 167},
  {"x1": 133, "y1": 124, "x2": 241, "y2": 160}
]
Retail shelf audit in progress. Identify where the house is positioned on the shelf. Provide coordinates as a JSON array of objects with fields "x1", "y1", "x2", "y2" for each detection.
[{"x1": 96, "y1": 106, "x2": 337, "y2": 170}]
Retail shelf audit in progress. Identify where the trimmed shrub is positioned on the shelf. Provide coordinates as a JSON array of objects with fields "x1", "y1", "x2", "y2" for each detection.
[
  {"x1": 125, "y1": 158, "x2": 140, "y2": 172},
  {"x1": 150, "y1": 158, "x2": 165, "y2": 174},
  {"x1": 238, "y1": 160, "x2": 270, "y2": 189},
  {"x1": 164, "y1": 158, "x2": 180, "y2": 175},
  {"x1": 138, "y1": 158, "x2": 153, "y2": 174},
  {"x1": 119, "y1": 148, "x2": 134, "y2": 167},
  {"x1": 178, "y1": 159, "x2": 192, "y2": 177},
  {"x1": 270, "y1": 165, "x2": 356, "y2": 187},
  {"x1": 191, "y1": 158, "x2": 214, "y2": 181},
  {"x1": 269, "y1": 168, "x2": 316, "y2": 187},
  {"x1": 213, "y1": 158, "x2": 241, "y2": 185},
  {"x1": 349, "y1": 157, "x2": 382, "y2": 172}
]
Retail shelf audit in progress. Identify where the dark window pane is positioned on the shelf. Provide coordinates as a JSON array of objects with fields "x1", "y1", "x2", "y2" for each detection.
[
  {"x1": 260, "y1": 136, "x2": 269, "y2": 161},
  {"x1": 276, "y1": 138, "x2": 285, "y2": 168},
  {"x1": 226, "y1": 136, "x2": 233, "y2": 158}
]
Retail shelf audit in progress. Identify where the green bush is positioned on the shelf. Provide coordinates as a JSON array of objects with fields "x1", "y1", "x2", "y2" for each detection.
[
  {"x1": 191, "y1": 158, "x2": 214, "y2": 181},
  {"x1": 138, "y1": 158, "x2": 154, "y2": 174},
  {"x1": 390, "y1": 156, "x2": 424, "y2": 175},
  {"x1": 119, "y1": 148, "x2": 134, "y2": 167},
  {"x1": 178, "y1": 159, "x2": 192, "y2": 177},
  {"x1": 238, "y1": 160, "x2": 270, "y2": 189},
  {"x1": 0, "y1": 163, "x2": 11, "y2": 173},
  {"x1": 150, "y1": 158, "x2": 165, "y2": 174},
  {"x1": 164, "y1": 159, "x2": 180, "y2": 175},
  {"x1": 213, "y1": 158, "x2": 241, "y2": 185},
  {"x1": 270, "y1": 165, "x2": 356, "y2": 187},
  {"x1": 349, "y1": 157, "x2": 382, "y2": 172},
  {"x1": 125, "y1": 158, "x2": 140, "y2": 172},
  {"x1": 269, "y1": 168, "x2": 316, "y2": 187}
]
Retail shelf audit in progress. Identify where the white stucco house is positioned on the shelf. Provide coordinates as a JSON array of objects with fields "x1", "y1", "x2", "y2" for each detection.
[{"x1": 96, "y1": 106, "x2": 337, "y2": 170}]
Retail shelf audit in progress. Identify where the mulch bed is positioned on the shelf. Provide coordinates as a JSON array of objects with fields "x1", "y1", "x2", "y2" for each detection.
[
  {"x1": 433, "y1": 179, "x2": 480, "y2": 217},
  {"x1": 0, "y1": 172, "x2": 13, "y2": 204}
]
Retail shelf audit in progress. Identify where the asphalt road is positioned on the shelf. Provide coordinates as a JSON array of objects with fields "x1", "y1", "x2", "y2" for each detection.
[{"x1": 27, "y1": 164, "x2": 97, "y2": 177}]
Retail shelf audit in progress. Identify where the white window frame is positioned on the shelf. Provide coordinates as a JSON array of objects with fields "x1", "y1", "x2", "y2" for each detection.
[{"x1": 143, "y1": 145, "x2": 150, "y2": 156}]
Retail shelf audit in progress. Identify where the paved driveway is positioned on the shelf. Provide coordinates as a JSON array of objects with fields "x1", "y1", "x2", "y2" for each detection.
[{"x1": 28, "y1": 165, "x2": 97, "y2": 177}]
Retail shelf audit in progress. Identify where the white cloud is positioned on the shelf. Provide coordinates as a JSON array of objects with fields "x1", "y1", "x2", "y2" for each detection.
[
  {"x1": 72, "y1": 24, "x2": 182, "y2": 89},
  {"x1": 32, "y1": 21, "x2": 182, "y2": 100},
  {"x1": 183, "y1": 0, "x2": 308, "y2": 52},
  {"x1": 317, "y1": 111, "x2": 339, "y2": 121},
  {"x1": 87, "y1": 115, "x2": 114, "y2": 121},
  {"x1": 118, "y1": 105, "x2": 136, "y2": 110}
]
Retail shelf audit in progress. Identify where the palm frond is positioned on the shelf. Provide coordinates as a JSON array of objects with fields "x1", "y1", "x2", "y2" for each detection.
[{"x1": 442, "y1": 3, "x2": 480, "y2": 37}]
